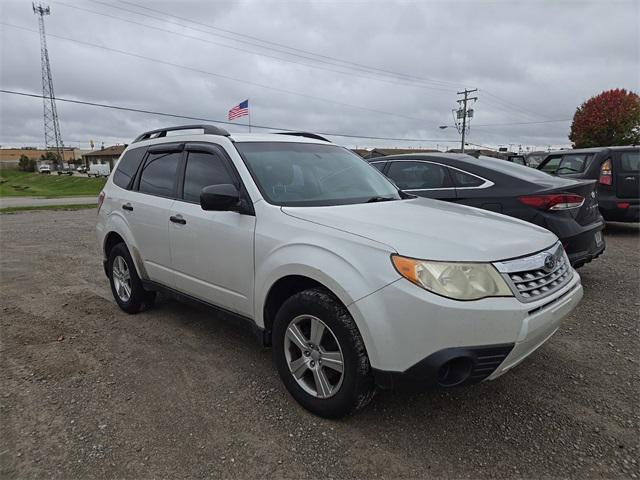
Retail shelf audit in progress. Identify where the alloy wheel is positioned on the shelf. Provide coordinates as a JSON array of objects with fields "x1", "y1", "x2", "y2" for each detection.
[
  {"x1": 112, "y1": 255, "x2": 132, "y2": 302},
  {"x1": 284, "y1": 314, "x2": 344, "y2": 398}
]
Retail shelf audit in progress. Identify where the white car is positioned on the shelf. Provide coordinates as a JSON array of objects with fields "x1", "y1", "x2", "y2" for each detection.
[
  {"x1": 96, "y1": 125, "x2": 583, "y2": 418},
  {"x1": 38, "y1": 164, "x2": 51, "y2": 174}
]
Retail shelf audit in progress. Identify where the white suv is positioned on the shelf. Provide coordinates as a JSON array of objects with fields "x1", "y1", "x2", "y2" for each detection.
[{"x1": 96, "y1": 125, "x2": 583, "y2": 418}]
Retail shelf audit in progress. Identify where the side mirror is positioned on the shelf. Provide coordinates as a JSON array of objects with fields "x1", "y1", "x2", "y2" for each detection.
[{"x1": 200, "y1": 184, "x2": 240, "y2": 211}]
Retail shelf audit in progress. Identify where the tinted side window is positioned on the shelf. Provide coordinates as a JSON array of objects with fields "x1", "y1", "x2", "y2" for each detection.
[
  {"x1": 138, "y1": 152, "x2": 181, "y2": 197},
  {"x1": 451, "y1": 169, "x2": 484, "y2": 187},
  {"x1": 620, "y1": 151, "x2": 640, "y2": 172},
  {"x1": 183, "y1": 151, "x2": 234, "y2": 203},
  {"x1": 370, "y1": 162, "x2": 386, "y2": 172},
  {"x1": 387, "y1": 161, "x2": 450, "y2": 189},
  {"x1": 113, "y1": 147, "x2": 146, "y2": 189}
]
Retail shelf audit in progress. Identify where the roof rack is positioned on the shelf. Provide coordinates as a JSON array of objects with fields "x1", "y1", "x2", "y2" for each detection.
[
  {"x1": 274, "y1": 132, "x2": 331, "y2": 142},
  {"x1": 132, "y1": 124, "x2": 230, "y2": 143}
]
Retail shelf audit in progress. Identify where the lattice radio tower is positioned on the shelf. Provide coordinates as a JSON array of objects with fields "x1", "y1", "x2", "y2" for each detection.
[{"x1": 32, "y1": 3, "x2": 64, "y2": 162}]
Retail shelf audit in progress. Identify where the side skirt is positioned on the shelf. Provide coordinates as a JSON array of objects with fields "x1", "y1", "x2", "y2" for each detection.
[{"x1": 140, "y1": 279, "x2": 268, "y2": 347}]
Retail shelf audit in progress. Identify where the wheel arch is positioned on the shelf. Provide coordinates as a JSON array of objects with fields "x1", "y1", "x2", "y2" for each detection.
[{"x1": 101, "y1": 214, "x2": 148, "y2": 280}]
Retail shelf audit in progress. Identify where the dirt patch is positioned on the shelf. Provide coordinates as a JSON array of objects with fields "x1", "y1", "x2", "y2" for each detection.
[{"x1": 1, "y1": 210, "x2": 638, "y2": 478}]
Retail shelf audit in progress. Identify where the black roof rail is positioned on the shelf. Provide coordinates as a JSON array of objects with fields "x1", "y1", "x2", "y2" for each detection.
[
  {"x1": 132, "y1": 124, "x2": 230, "y2": 143},
  {"x1": 274, "y1": 131, "x2": 331, "y2": 142}
]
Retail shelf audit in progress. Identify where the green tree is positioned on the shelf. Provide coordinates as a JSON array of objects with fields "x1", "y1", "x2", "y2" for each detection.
[
  {"x1": 18, "y1": 154, "x2": 36, "y2": 172},
  {"x1": 569, "y1": 89, "x2": 640, "y2": 148},
  {"x1": 40, "y1": 151, "x2": 62, "y2": 166}
]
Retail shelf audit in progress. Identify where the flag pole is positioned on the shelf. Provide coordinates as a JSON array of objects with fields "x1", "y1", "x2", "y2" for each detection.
[{"x1": 248, "y1": 98, "x2": 252, "y2": 133}]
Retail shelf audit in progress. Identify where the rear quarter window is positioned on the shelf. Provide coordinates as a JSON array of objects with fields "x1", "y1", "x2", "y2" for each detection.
[
  {"x1": 113, "y1": 147, "x2": 146, "y2": 189},
  {"x1": 620, "y1": 151, "x2": 640, "y2": 172}
]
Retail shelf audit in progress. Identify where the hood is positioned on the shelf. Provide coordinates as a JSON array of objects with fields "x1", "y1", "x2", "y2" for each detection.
[{"x1": 282, "y1": 197, "x2": 557, "y2": 262}]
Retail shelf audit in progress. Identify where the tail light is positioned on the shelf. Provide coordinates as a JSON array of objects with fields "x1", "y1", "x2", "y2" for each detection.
[
  {"x1": 599, "y1": 159, "x2": 612, "y2": 185},
  {"x1": 617, "y1": 202, "x2": 630, "y2": 209},
  {"x1": 518, "y1": 194, "x2": 585, "y2": 210},
  {"x1": 97, "y1": 191, "x2": 105, "y2": 213}
]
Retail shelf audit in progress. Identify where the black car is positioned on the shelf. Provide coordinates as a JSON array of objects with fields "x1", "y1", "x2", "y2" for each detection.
[
  {"x1": 537, "y1": 146, "x2": 639, "y2": 222},
  {"x1": 368, "y1": 153, "x2": 605, "y2": 268}
]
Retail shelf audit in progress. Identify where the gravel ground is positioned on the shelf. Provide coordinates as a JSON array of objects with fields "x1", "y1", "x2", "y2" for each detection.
[{"x1": 1, "y1": 209, "x2": 638, "y2": 479}]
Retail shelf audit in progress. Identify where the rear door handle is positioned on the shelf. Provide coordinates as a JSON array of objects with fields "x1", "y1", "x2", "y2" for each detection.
[
  {"x1": 122, "y1": 203, "x2": 133, "y2": 211},
  {"x1": 169, "y1": 215, "x2": 186, "y2": 225}
]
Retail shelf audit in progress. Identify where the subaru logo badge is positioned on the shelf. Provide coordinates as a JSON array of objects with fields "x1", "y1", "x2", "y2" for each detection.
[{"x1": 543, "y1": 254, "x2": 556, "y2": 272}]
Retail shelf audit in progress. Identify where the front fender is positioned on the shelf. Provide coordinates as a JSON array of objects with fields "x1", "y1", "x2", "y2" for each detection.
[{"x1": 254, "y1": 241, "x2": 399, "y2": 363}]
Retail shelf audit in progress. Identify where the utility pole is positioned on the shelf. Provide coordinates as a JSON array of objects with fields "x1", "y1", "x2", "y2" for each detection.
[
  {"x1": 455, "y1": 88, "x2": 477, "y2": 153},
  {"x1": 33, "y1": 3, "x2": 64, "y2": 165}
]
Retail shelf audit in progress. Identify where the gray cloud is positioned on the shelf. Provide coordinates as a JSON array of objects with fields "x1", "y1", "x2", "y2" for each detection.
[{"x1": 1, "y1": 0, "x2": 638, "y2": 151}]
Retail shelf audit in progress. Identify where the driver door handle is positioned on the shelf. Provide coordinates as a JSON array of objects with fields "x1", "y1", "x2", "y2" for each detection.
[
  {"x1": 170, "y1": 214, "x2": 186, "y2": 225},
  {"x1": 122, "y1": 203, "x2": 133, "y2": 211}
]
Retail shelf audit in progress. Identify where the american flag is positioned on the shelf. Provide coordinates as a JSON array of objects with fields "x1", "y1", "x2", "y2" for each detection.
[{"x1": 228, "y1": 99, "x2": 249, "y2": 120}]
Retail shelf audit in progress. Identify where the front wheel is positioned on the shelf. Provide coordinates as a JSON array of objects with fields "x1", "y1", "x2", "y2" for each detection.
[
  {"x1": 107, "y1": 242, "x2": 156, "y2": 313},
  {"x1": 272, "y1": 288, "x2": 375, "y2": 418}
]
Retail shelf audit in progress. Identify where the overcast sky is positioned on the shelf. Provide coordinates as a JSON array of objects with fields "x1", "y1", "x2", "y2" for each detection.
[{"x1": 1, "y1": 0, "x2": 638, "y2": 151}]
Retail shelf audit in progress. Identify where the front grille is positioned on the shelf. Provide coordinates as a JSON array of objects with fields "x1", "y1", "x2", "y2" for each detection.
[
  {"x1": 493, "y1": 243, "x2": 573, "y2": 303},
  {"x1": 467, "y1": 345, "x2": 514, "y2": 383}
]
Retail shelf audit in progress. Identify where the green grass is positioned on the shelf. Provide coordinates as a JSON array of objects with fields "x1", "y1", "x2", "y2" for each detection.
[
  {"x1": 0, "y1": 203, "x2": 97, "y2": 214},
  {"x1": 0, "y1": 169, "x2": 106, "y2": 198}
]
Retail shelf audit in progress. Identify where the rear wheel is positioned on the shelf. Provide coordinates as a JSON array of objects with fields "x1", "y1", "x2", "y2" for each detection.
[
  {"x1": 273, "y1": 288, "x2": 375, "y2": 418},
  {"x1": 107, "y1": 242, "x2": 156, "y2": 313}
]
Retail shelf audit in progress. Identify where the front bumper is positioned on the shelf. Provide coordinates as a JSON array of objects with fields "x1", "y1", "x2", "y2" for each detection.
[{"x1": 349, "y1": 271, "x2": 583, "y2": 390}]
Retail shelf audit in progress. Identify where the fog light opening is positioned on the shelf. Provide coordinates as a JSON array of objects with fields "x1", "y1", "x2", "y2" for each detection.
[{"x1": 437, "y1": 357, "x2": 473, "y2": 387}]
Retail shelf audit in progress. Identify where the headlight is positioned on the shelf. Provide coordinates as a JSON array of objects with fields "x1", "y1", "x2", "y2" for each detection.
[{"x1": 391, "y1": 255, "x2": 513, "y2": 300}]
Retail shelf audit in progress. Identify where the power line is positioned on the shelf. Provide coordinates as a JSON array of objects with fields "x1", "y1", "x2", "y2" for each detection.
[
  {"x1": 52, "y1": 0, "x2": 452, "y2": 93},
  {"x1": 481, "y1": 89, "x2": 552, "y2": 121},
  {"x1": 114, "y1": 0, "x2": 552, "y2": 122},
  {"x1": 115, "y1": 0, "x2": 465, "y2": 89},
  {"x1": 464, "y1": 118, "x2": 572, "y2": 127},
  {"x1": 2, "y1": 22, "x2": 433, "y2": 123},
  {"x1": 0, "y1": 89, "x2": 463, "y2": 143}
]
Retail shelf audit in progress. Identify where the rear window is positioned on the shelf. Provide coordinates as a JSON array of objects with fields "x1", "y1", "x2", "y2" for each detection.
[
  {"x1": 113, "y1": 147, "x2": 146, "y2": 189},
  {"x1": 477, "y1": 156, "x2": 556, "y2": 181},
  {"x1": 620, "y1": 151, "x2": 640, "y2": 172},
  {"x1": 541, "y1": 153, "x2": 593, "y2": 175},
  {"x1": 556, "y1": 154, "x2": 591, "y2": 174}
]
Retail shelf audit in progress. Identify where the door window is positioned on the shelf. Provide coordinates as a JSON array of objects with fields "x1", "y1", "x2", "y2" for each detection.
[
  {"x1": 386, "y1": 161, "x2": 451, "y2": 190},
  {"x1": 183, "y1": 151, "x2": 235, "y2": 203},
  {"x1": 138, "y1": 152, "x2": 181, "y2": 197}
]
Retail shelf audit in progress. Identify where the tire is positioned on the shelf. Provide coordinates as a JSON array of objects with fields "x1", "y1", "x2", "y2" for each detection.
[
  {"x1": 272, "y1": 288, "x2": 375, "y2": 418},
  {"x1": 107, "y1": 242, "x2": 156, "y2": 314}
]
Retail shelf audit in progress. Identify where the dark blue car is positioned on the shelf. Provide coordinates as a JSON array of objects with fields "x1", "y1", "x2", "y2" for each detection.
[{"x1": 368, "y1": 153, "x2": 605, "y2": 268}]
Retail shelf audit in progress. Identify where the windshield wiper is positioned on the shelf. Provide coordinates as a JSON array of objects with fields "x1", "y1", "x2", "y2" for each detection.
[{"x1": 366, "y1": 196, "x2": 396, "y2": 203}]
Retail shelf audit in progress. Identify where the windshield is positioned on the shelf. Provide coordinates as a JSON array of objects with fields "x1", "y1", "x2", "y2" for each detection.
[{"x1": 235, "y1": 142, "x2": 401, "y2": 206}]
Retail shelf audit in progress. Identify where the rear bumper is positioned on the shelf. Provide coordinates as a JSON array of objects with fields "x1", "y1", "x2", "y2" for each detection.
[
  {"x1": 565, "y1": 221, "x2": 606, "y2": 268},
  {"x1": 598, "y1": 195, "x2": 640, "y2": 222}
]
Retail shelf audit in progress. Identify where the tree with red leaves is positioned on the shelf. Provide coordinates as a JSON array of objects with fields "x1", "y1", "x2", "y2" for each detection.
[{"x1": 569, "y1": 89, "x2": 640, "y2": 148}]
